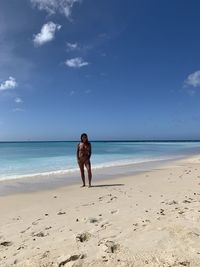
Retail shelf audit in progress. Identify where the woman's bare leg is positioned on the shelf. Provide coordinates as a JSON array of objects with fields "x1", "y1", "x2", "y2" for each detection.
[
  {"x1": 85, "y1": 161, "x2": 92, "y2": 187},
  {"x1": 78, "y1": 162, "x2": 85, "y2": 186}
]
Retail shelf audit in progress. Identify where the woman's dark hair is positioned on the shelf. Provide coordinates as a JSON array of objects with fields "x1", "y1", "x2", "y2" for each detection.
[{"x1": 80, "y1": 133, "x2": 88, "y2": 142}]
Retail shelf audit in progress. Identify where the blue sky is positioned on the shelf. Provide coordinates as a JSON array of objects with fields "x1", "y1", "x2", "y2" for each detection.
[{"x1": 1, "y1": 0, "x2": 200, "y2": 141}]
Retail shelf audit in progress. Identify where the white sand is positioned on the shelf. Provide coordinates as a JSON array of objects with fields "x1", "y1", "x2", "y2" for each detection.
[{"x1": 1, "y1": 155, "x2": 200, "y2": 266}]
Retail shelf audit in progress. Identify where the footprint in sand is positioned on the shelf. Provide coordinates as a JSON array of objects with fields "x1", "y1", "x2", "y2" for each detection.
[
  {"x1": 20, "y1": 226, "x2": 31, "y2": 234},
  {"x1": 13, "y1": 259, "x2": 18, "y2": 264},
  {"x1": 98, "y1": 194, "x2": 118, "y2": 203},
  {"x1": 132, "y1": 219, "x2": 151, "y2": 231},
  {"x1": 98, "y1": 196, "x2": 105, "y2": 201},
  {"x1": 57, "y1": 211, "x2": 66, "y2": 215},
  {"x1": 178, "y1": 261, "x2": 190, "y2": 266},
  {"x1": 40, "y1": 250, "x2": 50, "y2": 259},
  {"x1": 100, "y1": 221, "x2": 112, "y2": 229},
  {"x1": 0, "y1": 241, "x2": 13, "y2": 247},
  {"x1": 141, "y1": 219, "x2": 151, "y2": 227},
  {"x1": 45, "y1": 226, "x2": 52, "y2": 230},
  {"x1": 17, "y1": 245, "x2": 25, "y2": 251},
  {"x1": 178, "y1": 210, "x2": 185, "y2": 215},
  {"x1": 82, "y1": 202, "x2": 95, "y2": 206},
  {"x1": 86, "y1": 217, "x2": 100, "y2": 224},
  {"x1": 12, "y1": 216, "x2": 21, "y2": 221},
  {"x1": 57, "y1": 254, "x2": 86, "y2": 267},
  {"x1": 133, "y1": 222, "x2": 139, "y2": 231},
  {"x1": 31, "y1": 231, "x2": 49, "y2": 237},
  {"x1": 32, "y1": 218, "x2": 42, "y2": 225},
  {"x1": 157, "y1": 209, "x2": 165, "y2": 215},
  {"x1": 76, "y1": 232, "x2": 91, "y2": 242},
  {"x1": 183, "y1": 200, "x2": 191, "y2": 203},
  {"x1": 110, "y1": 210, "x2": 119, "y2": 214},
  {"x1": 166, "y1": 200, "x2": 178, "y2": 205},
  {"x1": 98, "y1": 240, "x2": 120, "y2": 254}
]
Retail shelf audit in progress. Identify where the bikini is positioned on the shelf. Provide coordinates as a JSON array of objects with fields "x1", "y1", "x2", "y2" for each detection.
[{"x1": 78, "y1": 142, "x2": 90, "y2": 163}]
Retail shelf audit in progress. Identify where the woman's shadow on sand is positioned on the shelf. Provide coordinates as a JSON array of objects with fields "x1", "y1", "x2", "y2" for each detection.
[{"x1": 90, "y1": 183, "x2": 124, "y2": 188}]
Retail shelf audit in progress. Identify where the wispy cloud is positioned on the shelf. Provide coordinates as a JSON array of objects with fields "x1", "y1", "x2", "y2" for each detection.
[
  {"x1": 15, "y1": 97, "x2": 23, "y2": 103},
  {"x1": 0, "y1": 77, "x2": 17, "y2": 91},
  {"x1": 30, "y1": 0, "x2": 81, "y2": 18},
  {"x1": 65, "y1": 57, "x2": 89, "y2": 68},
  {"x1": 66, "y1": 42, "x2": 78, "y2": 51},
  {"x1": 184, "y1": 70, "x2": 200, "y2": 88},
  {"x1": 33, "y1": 22, "x2": 61, "y2": 46},
  {"x1": 66, "y1": 42, "x2": 95, "y2": 57}
]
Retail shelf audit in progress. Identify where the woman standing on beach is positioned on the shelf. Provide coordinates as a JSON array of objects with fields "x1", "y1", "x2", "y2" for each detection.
[{"x1": 77, "y1": 133, "x2": 92, "y2": 187}]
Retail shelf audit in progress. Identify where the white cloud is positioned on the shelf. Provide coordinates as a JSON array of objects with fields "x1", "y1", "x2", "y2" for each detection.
[
  {"x1": 65, "y1": 57, "x2": 89, "y2": 68},
  {"x1": 184, "y1": 70, "x2": 200, "y2": 87},
  {"x1": 66, "y1": 42, "x2": 78, "y2": 51},
  {"x1": 0, "y1": 76, "x2": 17, "y2": 91},
  {"x1": 15, "y1": 97, "x2": 23, "y2": 103},
  {"x1": 66, "y1": 42, "x2": 94, "y2": 54},
  {"x1": 30, "y1": 0, "x2": 81, "y2": 18},
  {"x1": 33, "y1": 22, "x2": 61, "y2": 46}
]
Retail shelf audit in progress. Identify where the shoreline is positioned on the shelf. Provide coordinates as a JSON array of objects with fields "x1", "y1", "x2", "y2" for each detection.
[
  {"x1": 1, "y1": 154, "x2": 200, "y2": 266},
  {"x1": 2, "y1": 140, "x2": 200, "y2": 182},
  {"x1": 0, "y1": 153, "x2": 183, "y2": 181},
  {"x1": 0, "y1": 154, "x2": 190, "y2": 197}
]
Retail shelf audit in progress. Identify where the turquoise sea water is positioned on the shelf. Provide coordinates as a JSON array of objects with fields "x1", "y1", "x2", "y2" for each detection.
[{"x1": 1, "y1": 141, "x2": 200, "y2": 181}]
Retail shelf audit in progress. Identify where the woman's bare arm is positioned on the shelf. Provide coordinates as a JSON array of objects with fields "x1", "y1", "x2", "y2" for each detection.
[
  {"x1": 88, "y1": 143, "x2": 92, "y2": 159},
  {"x1": 77, "y1": 144, "x2": 80, "y2": 161}
]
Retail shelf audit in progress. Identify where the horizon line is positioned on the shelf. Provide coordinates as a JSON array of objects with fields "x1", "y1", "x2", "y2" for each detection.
[{"x1": 1, "y1": 139, "x2": 200, "y2": 143}]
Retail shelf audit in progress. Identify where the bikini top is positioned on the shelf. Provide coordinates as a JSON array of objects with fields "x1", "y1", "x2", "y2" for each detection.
[{"x1": 78, "y1": 142, "x2": 91, "y2": 158}]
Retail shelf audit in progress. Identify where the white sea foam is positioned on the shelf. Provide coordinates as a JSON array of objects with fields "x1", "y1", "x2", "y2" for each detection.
[
  {"x1": 0, "y1": 154, "x2": 180, "y2": 182},
  {"x1": 1, "y1": 141, "x2": 200, "y2": 183}
]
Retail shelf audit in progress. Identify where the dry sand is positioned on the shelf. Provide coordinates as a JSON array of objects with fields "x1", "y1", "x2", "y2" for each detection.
[{"x1": 1, "y1": 156, "x2": 200, "y2": 266}]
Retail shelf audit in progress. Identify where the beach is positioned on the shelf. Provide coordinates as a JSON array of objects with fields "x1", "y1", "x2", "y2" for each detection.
[
  {"x1": 2, "y1": 0, "x2": 200, "y2": 265},
  {"x1": 1, "y1": 155, "x2": 200, "y2": 266}
]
